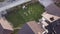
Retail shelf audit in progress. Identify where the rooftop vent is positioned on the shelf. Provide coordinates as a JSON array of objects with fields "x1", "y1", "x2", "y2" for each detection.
[{"x1": 50, "y1": 17, "x2": 54, "y2": 21}]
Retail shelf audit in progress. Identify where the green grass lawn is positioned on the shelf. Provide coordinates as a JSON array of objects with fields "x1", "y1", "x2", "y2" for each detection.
[
  {"x1": 6, "y1": 2, "x2": 44, "y2": 34},
  {"x1": 6, "y1": 2, "x2": 44, "y2": 28}
]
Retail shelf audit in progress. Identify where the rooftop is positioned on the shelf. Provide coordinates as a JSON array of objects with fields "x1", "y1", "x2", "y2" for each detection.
[
  {"x1": 45, "y1": 3, "x2": 60, "y2": 17},
  {"x1": 38, "y1": 0, "x2": 54, "y2": 7},
  {"x1": 42, "y1": 12, "x2": 60, "y2": 22},
  {"x1": 0, "y1": 0, "x2": 31, "y2": 11}
]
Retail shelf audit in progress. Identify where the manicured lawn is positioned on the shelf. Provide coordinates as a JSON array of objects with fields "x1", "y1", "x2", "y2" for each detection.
[
  {"x1": 7, "y1": 3, "x2": 44, "y2": 34},
  {"x1": 6, "y1": 2, "x2": 44, "y2": 34},
  {"x1": 6, "y1": 2, "x2": 44, "y2": 27}
]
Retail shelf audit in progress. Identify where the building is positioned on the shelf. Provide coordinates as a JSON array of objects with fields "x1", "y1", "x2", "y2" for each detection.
[
  {"x1": 53, "y1": 0, "x2": 60, "y2": 3},
  {"x1": 41, "y1": 9, "x2": 60, "y2": 33},
  {"x1": 0, "y1": 18, "x2": 13, "y2": 34},
  {"x1": 18, "y1": 21, "x2": 45, "y2": 34},
  {"x1": 0, "y1": 0, "x2": 31, "y2": 11},
  {"x1": 39, "y1": 0, "x2": 60, "y2": 34},
  {"x1": 0, "y1": 0, "x2": 31, "y2": 18},
  {"x1": 45, "y1": 3, "x2": 60, "y2": 17},
  {"x1": 38, "y1": 0, "x2": 54, "y2": 7},
  {"x1": 42, "y1": 12, "x2": 60, "y2": 22}
]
